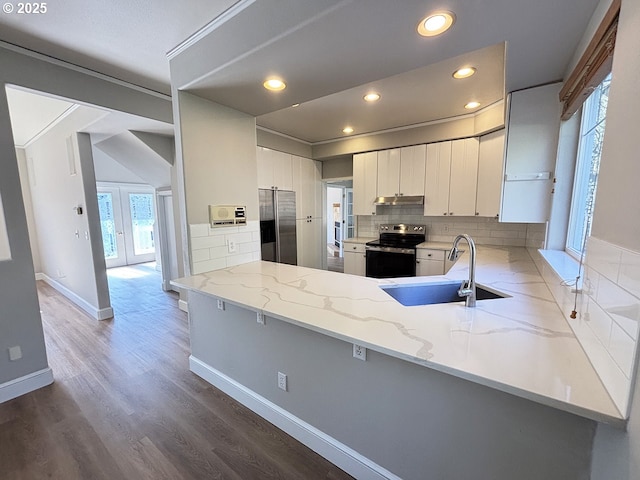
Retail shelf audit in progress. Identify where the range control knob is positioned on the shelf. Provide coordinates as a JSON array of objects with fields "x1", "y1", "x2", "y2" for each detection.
[{"x1": 413, "y1": 226, "x2": 418, "y2": 231}]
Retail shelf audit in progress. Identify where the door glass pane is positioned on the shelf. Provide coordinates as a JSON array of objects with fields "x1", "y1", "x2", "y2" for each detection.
[
  {"x1": 129, "y1": 193, "x2": 155, "y2": 255},
  {"x1": 97, "y1": 193, "x2": 118, "y2": 259}
]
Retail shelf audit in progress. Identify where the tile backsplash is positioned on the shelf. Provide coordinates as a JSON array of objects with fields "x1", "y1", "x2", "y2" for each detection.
[
  {"x1": 530, "y1": 237, "x2": 640, "y2": 417},
  {"x1": 189, "y1": 221, "x2": 261, "y2": 274},
  {"x1": 356, "y1": 206, "x2": 544, "y2": 247}
]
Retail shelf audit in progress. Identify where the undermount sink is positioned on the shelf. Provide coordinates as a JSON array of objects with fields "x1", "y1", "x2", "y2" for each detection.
[{"x1": 380, "y1": 281, "x2": 508, "y2": 306}]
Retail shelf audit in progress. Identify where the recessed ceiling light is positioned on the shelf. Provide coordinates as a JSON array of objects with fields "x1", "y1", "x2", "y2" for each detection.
[
  {"x1": 417, "y1": 11, "x2": 455, "y2": 37},
  {"x1": 263, "y1": 78, "x2": 286, "y2": 91},
  {"x1": 343, "y1": 127, "x2": 354, "y2": 134},
  {"x1": 363, "y1": 93, "x2": 381, "y2": 102},
  {"x1": 453, "y1": 67, "x2": 477, "y2": 79},
  {"x1": 465, "y1": 101, "x2": 481, "y2": 109}
]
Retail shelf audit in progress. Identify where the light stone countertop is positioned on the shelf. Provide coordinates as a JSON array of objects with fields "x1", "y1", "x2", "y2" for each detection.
[
  {"x1": 173, "y1": 245, "x2": 623, "y2": 425},
  {"x1": 342, "y1": 237, "x2": 376, "y2": 244}
]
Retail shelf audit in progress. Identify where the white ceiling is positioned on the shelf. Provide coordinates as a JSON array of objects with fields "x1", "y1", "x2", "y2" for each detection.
[
  {"x1": 1, "y1": 0, "x2": 601, "y2": 145},
  {"x1": 0, "y1": 0, "x2": 238, "y2": 95}
]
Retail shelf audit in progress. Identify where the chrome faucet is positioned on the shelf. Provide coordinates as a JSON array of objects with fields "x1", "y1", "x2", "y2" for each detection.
[{"x1": 448, "y1": 234, "x2": 477, "y2": 307}]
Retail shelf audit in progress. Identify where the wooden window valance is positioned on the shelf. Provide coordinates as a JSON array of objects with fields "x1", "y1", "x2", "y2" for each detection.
[{"x1": 559, "y1": 0, "x2": 620, "y2": 120}]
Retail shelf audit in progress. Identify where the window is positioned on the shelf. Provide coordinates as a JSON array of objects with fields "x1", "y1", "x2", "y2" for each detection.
[{"x1": 566, "y1": 73, "x2": 611, "y2": 257}]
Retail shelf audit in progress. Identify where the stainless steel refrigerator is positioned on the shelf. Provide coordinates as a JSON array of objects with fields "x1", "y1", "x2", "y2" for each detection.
[{"x1": 259, "y1": 189, "x2": 297, "y2": 265}]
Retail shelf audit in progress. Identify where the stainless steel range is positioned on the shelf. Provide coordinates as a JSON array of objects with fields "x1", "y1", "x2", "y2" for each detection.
[{"x1": 365, "y1": 224, "x2": 426, "y2": 278}]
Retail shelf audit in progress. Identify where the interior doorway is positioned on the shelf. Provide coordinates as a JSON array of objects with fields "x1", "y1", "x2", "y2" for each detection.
[
  {"x1": 325, "y1": 179, "x2": 353, "y2": 273},
  {"x1": 97, "y1": 182, "x2": 157, "y2": 268}
]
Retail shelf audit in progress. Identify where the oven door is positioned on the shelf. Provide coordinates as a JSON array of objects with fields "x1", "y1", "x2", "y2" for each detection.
[{"x1": 365, "y1": 247, "x2": 416, "y2": 278}]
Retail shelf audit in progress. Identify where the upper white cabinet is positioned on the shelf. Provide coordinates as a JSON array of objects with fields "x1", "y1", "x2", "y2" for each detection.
[
  {"x1": 377, "y1": 145, "x2": 426, "y2": 197},
  {"x1": 501, "y1": 83, "x2": 562, "y2": 223},
  {"x1": 424, "y1": 138, "x2": 478, "y2": 217},
  {"x1": 476, "y1": 130, "x2": 505, "y2": 218},
  {"x1": 376, "y1": 149, "x2": 401, "y2": 197},
  {"x1": 448, "y1": 138, "x2": 479, "y2": 216},
  {"x1": 292, "y1": 155, "x2": 322, "y2": 219},
  {"x1": 353, "y1": 151, "x2": 378, "y2": 215},
  {"x1": 399, "y1": 145, "x2": 427, "y2": 196},
  {"x1": 424, "y1": 141, "x2": 452, "y2": 216},
  {"x1": 257, "y1": 147, "x2": 293, "y2": 190}
]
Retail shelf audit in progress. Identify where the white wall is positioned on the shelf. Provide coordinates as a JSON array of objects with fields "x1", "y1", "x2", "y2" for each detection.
[
  {"x1": 25, "y1": 107, "x2": 110, "y2": 314},
  {"x1": 326, "y1": 186, "x2": 342, "y2": 244},
  {"x1": 92, "y1": 146, "x2": 146, "y2": 184},
  {"x1": 588, "y1": 0, "x2": 640, "y2": 476},
  {"x1": 0, "y1": 192, "x2": 10, "y2": 261}
]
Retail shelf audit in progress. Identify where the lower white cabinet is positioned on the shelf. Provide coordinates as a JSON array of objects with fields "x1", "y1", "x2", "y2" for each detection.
[
  {"x1": 416, "y1": 249, "x2": 446, "y2": 276},
  {"x1": 297, "y1": 217, "x2": 323, "y2": 269},
  {"x1": 344, "y1": 243, "x2": 366, "y2": 276}
]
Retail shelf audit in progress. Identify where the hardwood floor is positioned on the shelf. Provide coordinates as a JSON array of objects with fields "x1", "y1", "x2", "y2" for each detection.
[{"x1": 0, "y1": 263, "x2": 353, "y2": 480}]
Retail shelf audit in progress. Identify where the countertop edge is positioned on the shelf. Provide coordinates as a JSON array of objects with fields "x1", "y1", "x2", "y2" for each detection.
[{"x1": 172, "y1": 269, "x2": 626, "y2": 426}]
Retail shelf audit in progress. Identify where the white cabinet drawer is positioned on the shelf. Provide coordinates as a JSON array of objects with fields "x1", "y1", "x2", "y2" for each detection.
[
  {"x1": 344, "y1": 242, "x2": 366, "y2": 254},
  {"x1": 416, "y1": 249, "x2": 445, "y2": 261}
]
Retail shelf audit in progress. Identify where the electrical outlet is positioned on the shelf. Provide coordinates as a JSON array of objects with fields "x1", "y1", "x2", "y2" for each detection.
[
  {"x1": 443, "y1": 224, "x2": 450, "y2": 233},
  {"x1": 217, "y1": 299, "x2": 225, "y2": 310},
  {"x1": 353, "y1": 344, "x2": 367, "y2": 361},
  {"x1": 278, "y1": 372, "x2": 287, "y2": 391},
  {"x1": 8, "y1": 346, "x2": 22, "y2": 361},
  {"x1": 257, "y1": 311, "x2": 265, "y2": 325},
  {"x1": 227, "y1": 239, "x2": 236, "y2": 253}
]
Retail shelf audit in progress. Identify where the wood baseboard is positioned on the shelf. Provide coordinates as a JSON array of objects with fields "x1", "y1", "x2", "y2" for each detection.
[{"x1": 189, "y1": 356, "x2": 399, "y2": 480}]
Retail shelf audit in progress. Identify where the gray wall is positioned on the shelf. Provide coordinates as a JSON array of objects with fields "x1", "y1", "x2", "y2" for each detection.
[
  {"x1": 175, "y1": 91, "x2": 259, "y2": 224},
  {"x1": 189, "y1": 293, "x2": 595, "y2": 480},
  {"x1": 256, "y1": 128, "x2": 312, "y2": 158},
  {"x1": 0, "y1": 43, "x2": 172, "y2": 388},
  {"x1": 322, "y1": 156, "x2": 353, "y2": 179}
]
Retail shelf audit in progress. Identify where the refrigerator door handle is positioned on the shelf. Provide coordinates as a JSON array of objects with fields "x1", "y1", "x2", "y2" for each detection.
[{"x1": 273, "y1": 190, "x2": 281, "y2": 263}]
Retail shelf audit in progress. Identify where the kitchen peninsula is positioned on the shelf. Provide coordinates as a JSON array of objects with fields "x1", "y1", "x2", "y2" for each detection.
[{"x1": 173, "y1": 246, "x2": 621, "y2": 480}]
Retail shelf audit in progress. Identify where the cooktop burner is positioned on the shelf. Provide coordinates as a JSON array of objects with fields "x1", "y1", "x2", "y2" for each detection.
[{"x1": 366, "y1": 224, "x2": 426, "y2": 248}]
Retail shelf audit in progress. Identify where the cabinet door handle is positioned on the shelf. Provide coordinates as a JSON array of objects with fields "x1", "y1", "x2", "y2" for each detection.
[
  {"x1": 443, "y1": 212, "x2": 448, "y2": 216},
  {"x1": 449, "y1": 212, "x2": 454, "y2": 215}
]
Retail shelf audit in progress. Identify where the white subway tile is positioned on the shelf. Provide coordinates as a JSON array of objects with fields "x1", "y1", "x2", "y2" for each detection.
[
  {"x1": 252, "y1": 231, "x2": 261, "y2": 242},
  {"x1": 609, "y1": 322, "x2": 636, "y2": 379},
  {"x1": 192, "y1": 258, "x2": 226, "y2": 274},
  {"x1": 584, "y1": 298, "x2": 612, "y2": 347},
  {"x1": 228, "y1": 232, "x2": 253, "y2": 244},
  {"x1": 597, "y1": 275, "x2": 640, "y2": 325},
  {"x1": 239, "y1": 241, "x2": 259, "y2": 254},
  {"x1": 189, "y1": 224, "x2": 210, "y2": 238},
  {"x1": 191, "y1": 248, "x2": 210, "y2": 263},
  {"x1": 586, "y1": 237, "x2": 622, "y2": 283},
  {"x1": 246, "y1": 220, "x2": 259, "y2": 231},
  {"x1": 226, "y1": 253, "x2": 255, "y2": 267},
  {"x1": 191, "y1": 235, "x2": 226, "y2": 250},
  {"x1": 208, "y1": 225, "x2": 239, "y2": 236},
  {"x1": 209, "y1": 246, "x2": 228, "y2": 259},
  {"x1": 620, "y1": 249, "x2": 640, "y2": 299}
]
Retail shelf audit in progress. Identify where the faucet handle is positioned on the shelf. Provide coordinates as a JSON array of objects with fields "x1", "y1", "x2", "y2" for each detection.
[{"x1": 458, "y1": 280, "x2": 473, "y2": 298}]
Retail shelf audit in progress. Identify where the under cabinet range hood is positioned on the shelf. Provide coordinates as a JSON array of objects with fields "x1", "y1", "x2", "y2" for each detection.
[{"x1": 374, "y1": 195, "x2": 424, "y2": 206}]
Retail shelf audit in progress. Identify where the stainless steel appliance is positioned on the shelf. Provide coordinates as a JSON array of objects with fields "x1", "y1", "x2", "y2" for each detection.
[
  {"x1": 365, "y1": 224, "x2": 426, "y2": 278},
  {"x1": 259, "y1": 188, "x2": 297, "y2": 265}
]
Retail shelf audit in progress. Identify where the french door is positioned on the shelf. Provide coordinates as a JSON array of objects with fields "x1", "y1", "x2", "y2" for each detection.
[{"x1": 97, "y1": 184, "x2": 156, "y2": 268}]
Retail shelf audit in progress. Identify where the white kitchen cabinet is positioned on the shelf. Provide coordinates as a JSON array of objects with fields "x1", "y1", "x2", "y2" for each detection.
[
  {"x1": 292, "y1": 155, "x2": 322, "y2": 219},
  {"x1": 416, "y1": 249, "x2": 446, "y2": 276},
  {"x1": 353, "y1": 151, "x2": 378, "y2": 215},
  {"x1": 501, "y1": 83, "x2": 562, "y2": 223},
  {"x1": 424, "y1": 141, "x2": 452, "y2": 216},
  {"x1": 257, "y1": 147, "x2": 293, "y2": 190},
  {"x1": 424, "y1": 138, "x2": 479, "y2": 217},
  {"x1": 376, "y1": 149, "x2": 401, "y2": 197},
  {"x1": 399, "y1": 145, "x2": 426, "y2": 196},
  {"x1": 476, "y1": 130, "x2": 505, "y2": 218},
  {"x1": 448, "y1": 137, "x2": 479, "y2": 216},
  {"x1": 296, "y1": 217, "x2": 323, "y2": 269},
  {"x1": 377, "y1": 145, "x2": 426, "y2": 197},
  {"x1": 343, "y1": 243, "x2": 366, "y2": 276}
]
